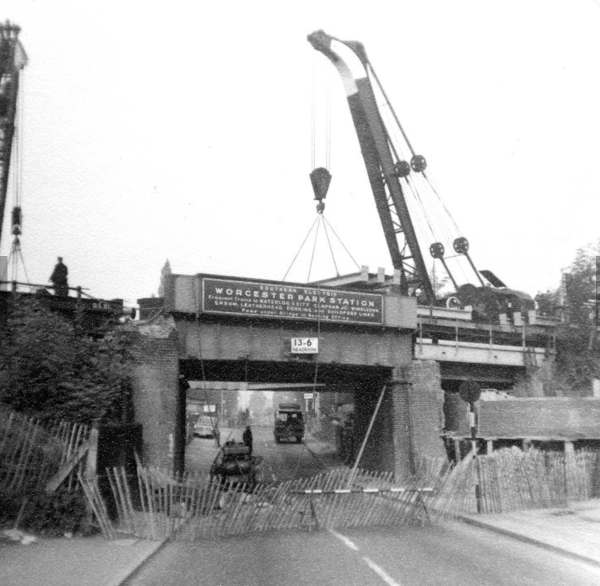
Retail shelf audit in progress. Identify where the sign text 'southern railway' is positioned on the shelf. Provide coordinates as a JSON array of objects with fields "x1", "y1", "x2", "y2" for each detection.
[{"x1": 201, "y1": 278, "x2": 383, "y2": 326}]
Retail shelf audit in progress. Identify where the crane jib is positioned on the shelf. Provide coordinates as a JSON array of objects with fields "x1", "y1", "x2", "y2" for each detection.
[{"x1": 309, "y1": 31, "x2": 435, "y2": 304}]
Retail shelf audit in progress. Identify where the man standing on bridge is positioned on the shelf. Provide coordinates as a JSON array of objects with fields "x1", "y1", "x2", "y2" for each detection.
[
  {"x1": 50, "y1": 256, "x2": 69, "y2": 297},
  {"x1": 243, "y1": 425, "x2": 253, "y2": 456}
]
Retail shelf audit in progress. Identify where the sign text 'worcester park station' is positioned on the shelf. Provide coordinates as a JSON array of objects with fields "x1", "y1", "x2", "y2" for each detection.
[{"x1": 201, "y1": 278, "x2": 384, "y2": 326}]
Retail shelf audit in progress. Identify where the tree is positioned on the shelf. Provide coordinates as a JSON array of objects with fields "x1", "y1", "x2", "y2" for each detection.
[
  {"x1": 534, "y1": 289, "x2": 560, "y2": 317},
  {"x1": 0, "y1": 297, "x2": 133, "y2": 423},
  {"x1": 536, "y1": 240, "x2": 600, "y2": 395}
]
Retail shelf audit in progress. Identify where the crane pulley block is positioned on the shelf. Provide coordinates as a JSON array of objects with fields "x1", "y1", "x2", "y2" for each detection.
[
  {"x1": 11, "y1": 205, "x2": 21, "y2": 236},
  {"x1": 310, "y1": 167, "x2": 332, "y2": 214},
  {"x1": 309, "y1": 167, "x2": 332, "y2": 202}
]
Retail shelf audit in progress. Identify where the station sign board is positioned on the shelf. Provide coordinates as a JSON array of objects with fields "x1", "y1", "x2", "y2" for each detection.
[
  {"x1": 291, "y1": 337, "x2": 319, "y2": 354},
  {"x1": 201, "y1": 277, "x2": 383, "y2": 326}
]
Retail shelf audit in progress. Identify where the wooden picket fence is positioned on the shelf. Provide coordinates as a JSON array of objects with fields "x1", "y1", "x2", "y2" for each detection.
[
  {"x1": 78, "y1": 446, "x2": 600, "y2": 541},
  {"x1": 80, "y1": 458, "x2": 454, "y2": 540},
  {"x1": 0, "y1": 407, "x2": 91, "y2": 495},
  {"x1": 431, "y1": 447, "x2": 600, "y2": 515}
]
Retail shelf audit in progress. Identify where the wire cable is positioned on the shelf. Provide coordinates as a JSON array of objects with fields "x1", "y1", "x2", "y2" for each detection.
[
  {"x1": 321, "y1": 215, "x2": 340, "y2": 276},
  {"x1": 16, "y1": 71, "x2": 24, "y2": 207},
  {"x1": 310, "y1": 57, "x2": 316, "y2": 170},
  {"x1": 404, "y1": 176, "x2": 436, "y2": 241},
  {"x1": 282, "y1": 217, "x2": 319, "y2": 281},
  {"x1": 366, "y1": 63, "x2": 416, "y2": 156},
  {"x1": 366, "y1": 59, "x2": 464, "y2": 252},
  {"x1": 421, "y1": 171, "x2": 461, "y2": 235},
  {"x1": 322, "y1": 216, "x2": 361, "y2": 270},
  {"x1": 306, "y1": 215, "x2": 322, "y2": 282},
  {"x1": 325, "y1": 75, "x2": 332, "y2": 170},
  {"x1": 16, "y1": 243, "x2": 29, "y2": 283}
]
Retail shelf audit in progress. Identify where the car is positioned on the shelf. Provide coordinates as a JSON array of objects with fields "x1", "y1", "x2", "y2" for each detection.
[
  {"x1": 210, "y1": 441, "x2": 262, "y2": 488},
  {"x1": 193, "y1": 415, "x2": 220, "y2": 441}
]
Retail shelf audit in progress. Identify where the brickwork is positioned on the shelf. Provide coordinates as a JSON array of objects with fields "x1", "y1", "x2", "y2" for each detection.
[
  {"x1": 128, "y1": 317, "x2": 180, "y2": 470},
  {"x1": 444, "y1": 391, "x2": 464, "y2": 432},
  {"x1": 511, "y1": 356, "x2": 555, "y2": 397},
  {"x1": 352, "y1": 360, "x2": 447, "y2": 479},
  {"x1": 137, "y1": 297, "x2": 164, "y2": 321},
  {"x1": 353, "y1": 381, "x2": 396, "y2": 473},
  {"x1": 388, "y1": 381, "x2": 413, "y2": 478},
  {"x1": 406, "y1": 361, "x2": 445, "y2": 458}
]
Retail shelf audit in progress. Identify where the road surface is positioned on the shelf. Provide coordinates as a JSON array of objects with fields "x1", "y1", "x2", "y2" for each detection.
[
  {"x1": 186, "y1": 425, "x2": 341, "y2": 481},
  {"x1": 126, "y1": 521, "x2": 600, "y2": 585}
]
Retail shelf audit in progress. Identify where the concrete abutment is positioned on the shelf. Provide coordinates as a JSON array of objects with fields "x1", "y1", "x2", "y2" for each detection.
[{"x1": 128, "y1": 317, "x2": 180, "y2": 471}]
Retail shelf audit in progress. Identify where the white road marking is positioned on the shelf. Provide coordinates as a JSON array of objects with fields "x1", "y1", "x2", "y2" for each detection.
[
  {"x1": 362, "y1": 556, "x2": 402, "y2": 586},
  {"x1": 329, "y1": 529, "x2": 359, "y2": 551},
  {"x1": 330, "y1": 529, "x2": 401, "y2": 586}
]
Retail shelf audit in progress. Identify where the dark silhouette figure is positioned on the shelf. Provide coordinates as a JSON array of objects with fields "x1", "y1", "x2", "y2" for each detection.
[
  {"x1": 50, "y1": 257, "x2": 69, "y2": 297},
  {"x1": 242, "y1": 425, "x2": 253, "y2": 456}
]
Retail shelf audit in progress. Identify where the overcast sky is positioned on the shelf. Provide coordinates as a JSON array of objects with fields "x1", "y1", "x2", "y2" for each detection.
[{"x1": 2, "y1": 0, "x2": 600, "y2": 305}]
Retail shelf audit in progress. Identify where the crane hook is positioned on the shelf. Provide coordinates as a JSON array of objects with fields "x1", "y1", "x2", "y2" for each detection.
[{"x1": 310, "y1": 167, "x2": 332, "y2": 214}]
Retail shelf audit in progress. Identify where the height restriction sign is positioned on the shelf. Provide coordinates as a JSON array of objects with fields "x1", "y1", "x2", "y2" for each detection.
[{"x1": 290, "y1": 337, "x2": 319, "y2": 354}]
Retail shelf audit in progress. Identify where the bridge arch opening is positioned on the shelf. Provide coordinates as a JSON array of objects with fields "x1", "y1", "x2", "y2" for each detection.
[{"x1": 180, "y1": 360, "x2": 392, "y2": 480}]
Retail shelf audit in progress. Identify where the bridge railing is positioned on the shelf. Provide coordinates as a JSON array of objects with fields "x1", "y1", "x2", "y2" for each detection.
[{"x1": 0, "y1": 279, "x2": 91, "y2": 297}]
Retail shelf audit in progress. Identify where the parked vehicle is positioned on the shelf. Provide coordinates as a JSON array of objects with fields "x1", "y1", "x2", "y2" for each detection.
[
  {"x1": 274, "y1": 403, "x2": 304, "y2": 443},
  {"x1": 193, "y1": 415, "x2": 220, "y2": 442},
  {"x1": 210, "y1": 441, "x2": 262, "y2": 487}
]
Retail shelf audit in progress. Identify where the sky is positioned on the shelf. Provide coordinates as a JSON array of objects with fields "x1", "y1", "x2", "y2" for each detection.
[{"x1": 2, "y1": 0, "x2": 600, "y2": 306}]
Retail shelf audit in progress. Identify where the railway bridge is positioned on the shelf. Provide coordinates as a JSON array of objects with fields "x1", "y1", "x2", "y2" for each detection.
[
  {"x1": 130, "y1": 272, "x2": 446, "y2": 477},
  {"x1": 318, "y1": 268, "x2": 557, "y2": 393}
]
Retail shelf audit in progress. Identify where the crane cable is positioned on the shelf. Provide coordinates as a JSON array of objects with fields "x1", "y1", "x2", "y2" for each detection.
[
  {"x1": 403, "y1": 176, "x2": 436, "y2": 241},
  {"x1": 8, "y1": 70, "x2": 29, "y2": 284},
  {"x1": 282, "y1": 217, "x2": 319, "y2": 281},
  {"x1": 420, "y1": 172, "x2": 461, "y2": 235},
  {"x1": 321, "y1": 216, "x2": 339, "y2": 277},
  {"x1": 283, "y1": 213, "x2": 361, "y2": 282},
  {"x1": 322, "y1": 216, "x2": 361, "y2": 271},
  {"x1": 369, "y1": 85, "x2": 440, "y2": 246},
  {"x1": 310, "y1": 57, "x2": 316, "y2": 170},
  {"x1": 310, "y1": 56, "x2": 332, "y2": 173},
  {"x1": 306, "y1": 216, "x2": 322, "y2": 283},
  {"x1": 16, "y1": 68, "x2": 23, "y2": 208},
  {"x1": 367, "y1": 60, "x2": 464, "y2": 245},
  {"x1": 366, "y1": 62, "x2": 416, "y2": 156}
]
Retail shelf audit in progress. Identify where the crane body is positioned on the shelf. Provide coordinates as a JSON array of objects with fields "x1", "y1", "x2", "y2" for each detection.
[
  {"x1": 309, "y1": 31, "x2": 535, "y2": 322},
  {"x1": 308, "y1": 30, "x2": 435, "y2": 303},
  {"x1": 0, "y1": 21, "x2": 26, "y2": 250}
]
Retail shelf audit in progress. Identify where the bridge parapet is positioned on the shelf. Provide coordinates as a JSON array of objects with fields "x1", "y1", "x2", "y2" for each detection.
[{"x1": 164, "y1": 273, "x2": 416, "y2": 331}]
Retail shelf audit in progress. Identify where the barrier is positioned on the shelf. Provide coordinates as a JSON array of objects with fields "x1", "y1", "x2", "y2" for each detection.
[{"x1": 82, "y1": 462, "x2": 453, "y2": 541}]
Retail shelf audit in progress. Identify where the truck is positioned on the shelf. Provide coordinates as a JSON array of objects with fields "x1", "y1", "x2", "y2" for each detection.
[{"x1": 274, "y1": 403, "x2": 304, "y2": 443}]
